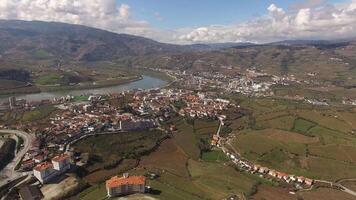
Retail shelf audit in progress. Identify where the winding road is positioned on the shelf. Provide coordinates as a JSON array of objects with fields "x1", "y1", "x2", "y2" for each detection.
[{"x1": 0, "y1": 129, "x2": 34, "y2": 188}]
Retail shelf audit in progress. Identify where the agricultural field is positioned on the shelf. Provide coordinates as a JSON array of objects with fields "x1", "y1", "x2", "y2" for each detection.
[
  {"x1": 74, "y1": 130, "x2": 166, "y2": 169},
  {"x1": 201, "y1": 149, "x2": 229, "y2": 162},
  {"x1": 0, "y1": 105, "x2": 56, "y2": 125},
  {"x1": 231, "y1": 96, "x2": 356, "y2": 181},
  {"x1": 251, "y1": 185, "x2": 356, "y2": 200},
  {"x1": 77, "y1": 118, "x2": 273, "y2": 200}
]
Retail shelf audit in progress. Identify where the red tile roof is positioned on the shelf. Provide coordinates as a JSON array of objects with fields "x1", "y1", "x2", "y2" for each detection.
[
  {"x1": 52, "y1": 154, "x2": 70, "y2": 162},
  {"x1": 34, "y1": 162, "x2": 53, "y2": 171},
  {"x1": 106, "y1": 176, "x2": 145, "y2": 188}
]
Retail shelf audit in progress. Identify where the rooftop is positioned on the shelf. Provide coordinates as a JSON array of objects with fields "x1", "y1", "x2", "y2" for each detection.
[
  {"x1": 52, "y1": 153, "x2": 70, "y2": 162},
  {"x1": 33, "y1": 162, "x2": 53, "y2": 171},
  {"x1": 106, "y1": 175, "x2": 145, "y2": 188}
]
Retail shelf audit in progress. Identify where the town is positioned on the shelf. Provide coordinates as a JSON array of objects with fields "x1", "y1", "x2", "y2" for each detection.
[{"x1": 0, "y1": 67, "x2": 351, "y2": 199}]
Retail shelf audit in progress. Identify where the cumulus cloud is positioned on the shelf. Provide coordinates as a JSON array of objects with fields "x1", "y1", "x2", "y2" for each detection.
[
  {"x1": 290, "y1": 0, "x2": 326, "y2": 9},
  {"x1": 0, "y1": 0, "x2": 356, "y2": 44},
  {"x1": 0, "y1": 0, "x2": 161, "y2": 40},
  {"x1": 178, "y1": 1, "x2": 356, "y2": 44}
]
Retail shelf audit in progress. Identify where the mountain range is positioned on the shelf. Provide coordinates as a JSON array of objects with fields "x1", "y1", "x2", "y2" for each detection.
[{"x1": 0, "y1": 20, "x2": 356, "y2": 86}]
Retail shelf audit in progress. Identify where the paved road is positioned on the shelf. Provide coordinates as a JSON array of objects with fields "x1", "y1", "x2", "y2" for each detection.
[{"x1": 0, "y1": 129, "x2": 34, "y2": 188}]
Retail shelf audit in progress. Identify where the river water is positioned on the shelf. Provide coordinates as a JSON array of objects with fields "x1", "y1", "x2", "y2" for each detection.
[{"x1": 0, "y1": 75, "x2": 167, "y2": 103}]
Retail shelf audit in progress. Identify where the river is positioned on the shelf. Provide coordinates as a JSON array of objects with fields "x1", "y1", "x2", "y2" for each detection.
[{"x1": 0, "y1": 75, "x2": 167, "y2": 103}]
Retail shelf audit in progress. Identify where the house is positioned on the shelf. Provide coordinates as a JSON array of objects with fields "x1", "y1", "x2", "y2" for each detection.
[
  {"x1": 297, "y1": 176, "x2": 305, "y2": 183},
  {"x1": 276, "y1": 172, "x2": 288, "y2": 180},
  {"x1": 34, "y1": 155, "x2": 46, "y2": 163},
  {"x1": 33, "y1": 162, "x2": 57, "y2": 183},
  {"x1": 106, "y1": 173, "x2": 146, "y2": 197},
  {"x1": 52, "y1": 153, "x2": 71, "y2": 172},
  {"x1": 305, "y1": 178, "x2": 314, "y2": 186},
  {"x1": 258, "y1": 167, "x2": 269, "y2": 174},
  {"x1": 268, "y1": 170, "x2": 277, "y2": 177},
  {"x1": 18, "y1": 185, "x2": 43, "y2": 200},
  {"x1": 33, "y1": 154, "x2": 71, "y2": 184},
  {"x1": 21, "y1": 159, "x2": 35, "y2": 171}
]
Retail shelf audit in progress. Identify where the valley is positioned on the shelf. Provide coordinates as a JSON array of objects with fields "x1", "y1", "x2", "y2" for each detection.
[{"x1": 0, "y1": 19, "x2": 356, "y2": 200}]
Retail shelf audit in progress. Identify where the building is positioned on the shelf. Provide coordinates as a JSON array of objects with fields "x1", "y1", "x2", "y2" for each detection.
[
  {"x1": 33, "y1": 154, "x2": 71, "y2": 183},
  {"x1": 18, "y1": 185, "x2": 43, "y2": 200},
  {"x1": 305, "y1": 178, "x2": 314, "y2": 186},
  {"x1": 9, "y1": 96, "x2": 16, "y2": 109},
  {"x1": 106, "y1": 174, "x2": 146, "y2": 197},
  {"x1": 21, "y1": 159, "x2": 35, "y2": 171},
  {"x1": 52, "y1": 153, "x2": 71, "y2": 172},
  {"x1": 33, "y1": 162, "x2": 57, "y2": 183}
]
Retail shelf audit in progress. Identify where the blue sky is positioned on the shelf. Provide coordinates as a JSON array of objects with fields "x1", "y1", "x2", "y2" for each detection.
[
  {"x1": 0, "y1": 0, "x2": 355, "y2": 43},
  {"x1": 116, "y1": 0, "x2": 349, "y2": 29}
]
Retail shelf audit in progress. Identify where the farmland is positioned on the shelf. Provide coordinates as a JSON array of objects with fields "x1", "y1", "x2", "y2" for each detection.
[{"x1": 230, "y1": 97, "x2": 356, "y2": 181}]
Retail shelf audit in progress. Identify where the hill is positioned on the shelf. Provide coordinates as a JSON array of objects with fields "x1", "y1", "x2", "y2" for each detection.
[
  {"x1": 0, "y1": 20, "x2": 185, "y2": 62},
  {"x1": 129, "y1": 40, "x2": 356, "y2": 85}
]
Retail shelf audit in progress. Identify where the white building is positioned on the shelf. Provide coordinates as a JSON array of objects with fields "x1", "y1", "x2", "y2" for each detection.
[
  {"x1": 52, "y1": 154, "x2": 71, "y2": 172},
  {"x1": 33, "y1": 154, "x2": 71, "y2": 184},
  {"x1": 33, "y1": 162, "x2": 57, "y2": 184}
]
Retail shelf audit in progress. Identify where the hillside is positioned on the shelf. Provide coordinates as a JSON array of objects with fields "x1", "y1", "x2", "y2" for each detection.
[
  {"x1": 0, "y1": 20, "x2": 356, "y2": 91},
  {"x1": 0, "y1": 20, "x2": 185, "y2": 62},
  {"x1": 129, "y1": 41, "x2": 356, "y2": 85}
]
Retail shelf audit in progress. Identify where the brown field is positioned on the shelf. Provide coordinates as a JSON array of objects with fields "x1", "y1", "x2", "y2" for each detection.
[
  {"x1": 251, "y1": 185, "x2": 296, "y2": 200},
  {"x1": 84, "y1": 159, "x2": 138, "y2": 184},
  {"x1": 252, "y1": 185, "x2": 356, "y2": 200},
  {"x1": 139, "y1": 139, "x2": 190, "y2": 177},
  {"x1": 341, "y1": 181, "x2": 356, "y2": 192},
  {"x1": 299, "y1": 188, "x2": 356, "y2": 200},
  {"x1": 309, "y1": 145, "x2": 356, "y2": 163},
  {"x1": 264, "y1": 129, "x2": 319, "y2": 144}
]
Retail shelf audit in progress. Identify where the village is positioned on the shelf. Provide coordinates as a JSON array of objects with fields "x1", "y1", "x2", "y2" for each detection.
[{"x1": 0, "y1": 86, "x2": 234, "y2": 199}]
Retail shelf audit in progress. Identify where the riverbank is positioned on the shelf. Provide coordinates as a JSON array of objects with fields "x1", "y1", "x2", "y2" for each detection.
[
  {"x1": 0, "y1": 76, "x2": 142, "y2": 97},
  {"x1": 136, "y1": 69, "x2": 174, "y2": 82},
  {"x1": 38, "y1": 75, "x2": 142, "y2": 92},
  {"x1": 0, "y1": 75, "x2": 168, "y2": 103}
]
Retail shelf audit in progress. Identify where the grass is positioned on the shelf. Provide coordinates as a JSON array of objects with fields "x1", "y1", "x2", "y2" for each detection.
[
  {"x1": 173, "y1": 119, "x2": 201, "y2": 160},
  {"x1": 32, "y1": 49, "x2": 51, "y2": 59},
  {"x1": 201, "y1": 149, "x2": 229, "y2": 162},
  {"x1": 227, "y1": 95, "x2": 356, "y2": 182},
  {"x1": 74, "y1": 130, "x2": 166, "y2": 167},
  {"x1": 258, "y1": 115, "x2": 296, "y2": 130},
  {"x1": 35, "y1": 73, "x2": 63, "y2": 85},
  {"x1": 292, "y1": 118, "x2": 316, "y2": 135},
  {"x1": 72, "y1": 95, "x2": 89, "y2": 102},
  {"x1": 76, "y1": 183, "x2": 107, "y2": 200},
  {"x1": 21, "y1": 105, "x2": 56, "y2": 122},
  {"x1": 1, "y1": 105, "x2": 57, "y2": 124}
]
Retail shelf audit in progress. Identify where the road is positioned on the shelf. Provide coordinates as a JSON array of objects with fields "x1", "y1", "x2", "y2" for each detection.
[
  {"x1": 0, "y1": 129, "x2": 34, "y2": 188},
  {"x1": 315, "y1": 179, "x2": 356, "y2": 197},
  {"x1": 215, "y1": 120, "x2": 356, "y2": 197}
]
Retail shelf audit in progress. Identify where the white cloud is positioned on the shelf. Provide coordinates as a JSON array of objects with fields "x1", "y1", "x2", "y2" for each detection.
[
  {"x1": 0, "y1": 0, "x2": 159, "y2": 40},
  {"x1": 178, "y1": 1, "x2": 356, "y2": 44},
  {"x1": 0, "y1": 0, "x2": 356, "y2": 44}
]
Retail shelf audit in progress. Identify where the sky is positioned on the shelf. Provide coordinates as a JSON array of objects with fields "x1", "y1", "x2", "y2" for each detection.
[{"x1": 0, "y1": 0, "x2": 355, "y2": 44}]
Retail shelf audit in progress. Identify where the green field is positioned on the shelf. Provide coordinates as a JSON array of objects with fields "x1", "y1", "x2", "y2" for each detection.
[
  {"x1": 0, "y1": 105, "x2": 56, "y2": 124},
  {"x1": 201, "y1": 149, "x2": 229, "y2": 162},
  {"x1": 74, "y1": 130, "x2": 166, "y2": 168},
  {"x1": 230, "y1": 97, "x2": 356, "y2": 181}
]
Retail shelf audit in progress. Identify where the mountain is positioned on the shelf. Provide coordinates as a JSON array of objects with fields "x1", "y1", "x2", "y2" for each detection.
[
  {"x1": 267, "y1": 39, "x2": 354, "y2": 47},
  {"x1": 0, "y1": 20, "x2": 186, "y2": 62},
  {"x1": 186, "y1": 42, "x2": 255, "y2": 51}
]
